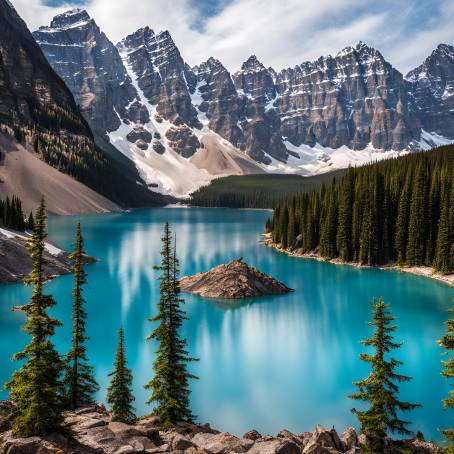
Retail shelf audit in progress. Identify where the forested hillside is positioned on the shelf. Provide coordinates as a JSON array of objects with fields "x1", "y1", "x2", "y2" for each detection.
[
  {"x1": 189, "y1": 171, "x2": 346, "y2": 209},
  {"x1": 268, "y1": 146, "x2": 454, "y2": 274}
]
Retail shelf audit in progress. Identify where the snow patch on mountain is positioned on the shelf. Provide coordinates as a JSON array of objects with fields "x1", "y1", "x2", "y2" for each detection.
[{"x1": 264, "y1": 141, "x2": 406, "y2": 176}]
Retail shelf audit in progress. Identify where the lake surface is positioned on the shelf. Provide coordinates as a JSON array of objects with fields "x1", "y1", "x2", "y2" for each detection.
[{"x1": 0, "y1": 207, "x2": 453, "y2": 440}]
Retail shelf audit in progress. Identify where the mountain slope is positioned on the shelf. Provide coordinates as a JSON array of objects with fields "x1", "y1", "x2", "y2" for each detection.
[
  {"x1": 0, "y1": 134, "x2": 119, "y2": 214},
  {"x1": 33, "y1": 9, "x2": 454, "y2": 197},
  {"x1": 0, "y1": 0, "x2": 166, "y2": 208}
]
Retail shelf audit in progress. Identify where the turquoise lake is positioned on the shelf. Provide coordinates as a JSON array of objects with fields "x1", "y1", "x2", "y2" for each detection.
[{"x1": 0, "y1": 207, "x2": 453, "y2": 440}]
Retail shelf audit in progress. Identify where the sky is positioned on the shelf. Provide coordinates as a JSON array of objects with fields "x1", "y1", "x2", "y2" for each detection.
[{"x1": 10, "y1": 0, "x2": 454, "y2": 74}]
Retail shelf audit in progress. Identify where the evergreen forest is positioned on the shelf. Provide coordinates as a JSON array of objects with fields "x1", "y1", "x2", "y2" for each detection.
[{"x1": 268, "y1": 145, "x2": 454, "y2": 274}]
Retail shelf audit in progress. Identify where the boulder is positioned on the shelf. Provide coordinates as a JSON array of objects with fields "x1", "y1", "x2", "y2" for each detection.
[
  {"x1": 277, "y1": 429, "x2": 304, "y2": 448},
  {"x1": 248, "y1": 438, "x2": 301, "y2": 454},
  {"x1": 341, "y1": 428, "x2": 358, "y2": 450},
  {"x1": 242, "y1": 429, "x2": 262, "y2": 441},
  {"x1": 302, "y1": 441, "x2": 331, "y2": 454},
  {"x1": 171, "y1": 433, "x2": 195, "y2": 450},
  {"x1": 191, "y1": 432, "x2": 254, "y2": 453}
]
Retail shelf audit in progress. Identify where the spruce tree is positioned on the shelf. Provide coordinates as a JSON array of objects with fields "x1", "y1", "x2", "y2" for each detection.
[
  {"x1": 27, "y1": 211, "x2": 35, "y2": 231},
  {"x1": 63, "y1": 223, "x2": 99, "y2": 410},
  {"x1": 350, "y1": 297, "x2": 420, "y2": 448},
  {"x1": 439, "y1": 298, "x2": 454, "y2": 446},
  {"x1": 107, "y1": 328, "x2": 136, "y2": 424},
  {"x1": 5, "y1": 198, "x2": 64, "y2": 437},
  {"x1": 146, "y1": 222, "x2": 198, "y2": 429}
]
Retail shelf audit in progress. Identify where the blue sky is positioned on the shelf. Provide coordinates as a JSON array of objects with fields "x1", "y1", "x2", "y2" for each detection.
[{"x1": 12, "y1": 0, "x2": 454, "y2": 73}]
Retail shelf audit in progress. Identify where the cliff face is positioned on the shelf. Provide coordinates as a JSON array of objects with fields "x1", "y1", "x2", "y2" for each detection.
[
  {"x1": 274, "y1": 42, "x2": 420, "y2": 151},
  {"x1": 33, "y1": 9, "x2": 137, "y2": 136},
  {"x1": 406, "y1": 43, "x2": 454, "y2": 140},
  {"x1": 0, "y1": 2, "x2": 92, "y2": 139}
]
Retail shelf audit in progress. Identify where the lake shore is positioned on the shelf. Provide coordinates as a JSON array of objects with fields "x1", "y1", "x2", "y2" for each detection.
[
  {"x1": 260, "y1": 233, "x2": 454, "y2": 287},
  {"x1": 0, "y1": 401, "x2": 441, "y2": 454}
]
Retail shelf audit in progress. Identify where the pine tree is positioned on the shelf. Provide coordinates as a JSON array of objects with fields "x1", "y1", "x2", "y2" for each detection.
[
  {"x1": 107, "y1": 328, "x2": 136, "y2": 424},
  {"x1": 439, "y1": 298, "x2": 454, "y2": 446},
  {"x1": 27, "y1": 211, "x2": 35, "y2": 231},
  {"x1": 5, "y1": 198, "x2": 64, "y2": 437},
  {"x1": 63, "y1": 223, "x2": 99, "y2": 410},
  {"x1": 350, "y1": 297, "x2": 420, "y2": 449},
  {"x1": 146, "y1": 223, "x2": 198, "y2": 429}
]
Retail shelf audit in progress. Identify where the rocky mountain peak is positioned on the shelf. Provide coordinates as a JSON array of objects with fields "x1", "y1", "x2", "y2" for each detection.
[
  {"x1": 33, "y1": 9, "x2": 137, "y2": 135},
  {"x1": 50, "y1": 8, "x2": 91, "y2": 29},
  {"x1": 240, "y1": 54, "x2": 266, "y2": 73},
  {"x1": 435, "y1": 43, "x2": 454, "y2": 58}
]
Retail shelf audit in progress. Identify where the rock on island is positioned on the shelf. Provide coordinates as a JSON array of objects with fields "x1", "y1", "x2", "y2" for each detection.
[{"x1": 179, "y1": 258, "x2": 292, "y2": 299}]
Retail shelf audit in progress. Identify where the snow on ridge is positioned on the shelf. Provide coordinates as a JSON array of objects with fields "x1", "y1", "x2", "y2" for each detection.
[{"x1": 0, "y1": 227, "x2": 63, "y2": 256}]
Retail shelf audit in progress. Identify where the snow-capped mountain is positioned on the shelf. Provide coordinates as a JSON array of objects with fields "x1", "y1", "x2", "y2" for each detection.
[{"x1": 33, "y1": 10, "x2": 454, "y2": 197}]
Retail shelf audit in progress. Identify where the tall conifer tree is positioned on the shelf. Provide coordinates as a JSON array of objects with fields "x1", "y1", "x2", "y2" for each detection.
[
  {"x1": 146, "y1": 222, "x2": 198, "y2": 429},
  {"x1": 5, "y1": 198, "x2": 64, "y2": 437},
  {"x1": 439, "y1": 299, "x2": 454, "y2": 447},
  {"x1": 350, "y1": 297, "x2": 419, "y2": 449},
  {"x1": 63, "y1": 223, "x2": 99, "y2": 409},
  {"x1": 107, "y1": 328, "x2": 136, "y2": 424}
]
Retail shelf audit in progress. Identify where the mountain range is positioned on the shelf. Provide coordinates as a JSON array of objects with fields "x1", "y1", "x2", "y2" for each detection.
[{"x1": 1, "y1": 2, "x2": 453, "y2": 205}]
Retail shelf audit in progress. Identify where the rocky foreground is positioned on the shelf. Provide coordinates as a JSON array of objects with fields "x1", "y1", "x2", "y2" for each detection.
[
  {"x1": 180, "y1": 258, "x2": 292, "y2": 299},
  {"x1": 0, "y1": 402, "x2": 440, "y2": 454}
]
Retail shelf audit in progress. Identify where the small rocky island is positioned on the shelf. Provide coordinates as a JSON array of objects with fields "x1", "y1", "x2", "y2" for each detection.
[{"x1": 180, "y1": 258, "x2": 292, "y2": 299}]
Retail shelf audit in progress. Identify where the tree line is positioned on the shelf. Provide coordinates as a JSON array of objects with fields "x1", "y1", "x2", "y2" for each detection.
[
  {"x1": 189, "y1": 172, "x2": 345, "y2": 209},
  {"x1": 3, "y1": 199, "x2": 454, "y2": 452},
  {"x1": 268, "y1": 145, "x2": 454, "y2": 274},
  {"x1": 0, "y1": 195, "x2": 34, "y2": 231}
]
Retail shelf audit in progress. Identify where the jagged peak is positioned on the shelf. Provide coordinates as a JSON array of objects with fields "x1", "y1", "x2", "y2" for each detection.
[
  {"x1": 50, "y1": 8, "x2": 92, "y2": 29},
  {"x1": 117, "y1": 26, "x2": 155, "y2": 50},
  {"x1": 406, "y1": 43, "x2": 454, "y2": 81},
  {"x1": 434, "y1": 43, "x2": 454, "y2": 58},
  {"x1": 239, "y1": 54, "x2": 266, "y2": 72}
]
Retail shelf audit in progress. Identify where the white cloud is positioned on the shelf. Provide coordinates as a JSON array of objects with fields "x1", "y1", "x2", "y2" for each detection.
[{"x1": 10, "y1": 0, "x2": 454, "y2": 74}]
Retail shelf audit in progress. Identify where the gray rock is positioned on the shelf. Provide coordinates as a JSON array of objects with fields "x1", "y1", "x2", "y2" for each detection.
[
  {"x1": 152, "y1": 142, "x2": 166, "y2": 155},
  {"x1": 33, "y1": 9, "x2": 137, "y2": 136},
  {"x1": 165, "y1": 126, "x2": 201, "y2": 158},
  {"x1": 242, "y1": 429, "x2": 262, "y2": 441},
  {"x1": 341, "y1": 427, "x2": 358, "y2": 450},
  {"x1": 191, "y1": 432, "x2": 254, "y2": 453},
  {"x1": 171, "y1": 433, "x2": 195, "y2": 450},
  {"x1": 406, "y1": 44, "x2": 454, "y2": 142},
  {"x1": 126, "y1": 127, "x2": 153, "y2": 145},
  {"x1": 248, "y1": 439, "x2": 301, "y2": 454}
]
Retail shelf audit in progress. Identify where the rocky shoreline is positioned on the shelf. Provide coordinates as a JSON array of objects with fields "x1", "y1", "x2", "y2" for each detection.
[
  {"x1": 0, "y1": 228, "x2": 97, "y2": 285},
  {"x1": 261, "y1": 233, "x2": 454, "y2": 287},
  {"x1": 0, "y1": 402, "x2": 441, "y2": 453}
]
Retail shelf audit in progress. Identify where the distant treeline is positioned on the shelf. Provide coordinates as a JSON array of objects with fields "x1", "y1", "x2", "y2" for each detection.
[
  {"x1": 268, "y1": 145, "x2": 454, "y2": 274},
  {"x1": 0, "y1": 195, "x2": 33, "y2": 231},
  {"x1": 189, "y1": 170, "x2": 346, "y2": 209}
]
